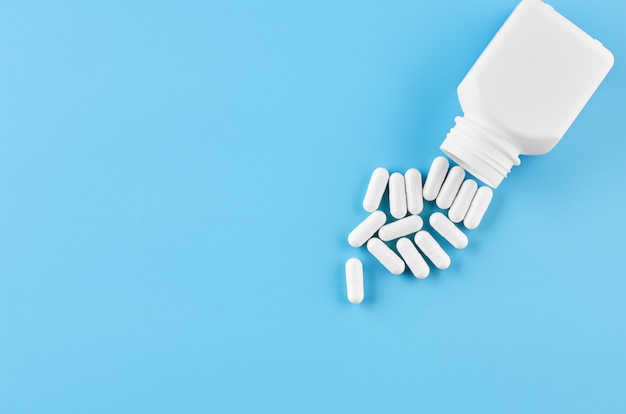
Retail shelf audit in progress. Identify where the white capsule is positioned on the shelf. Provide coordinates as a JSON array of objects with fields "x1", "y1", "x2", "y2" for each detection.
[
  {"x1": 366, "y1": 237, "x2": 405, "y2": 275},
  {"x1": 396, "y1": 238, "x2": 430, "y2": 279},
  {"x1": 348, "y1": 210, "x2": 387, "y2": 247},
  {"x1": 422, "y1": 156, "x2": 449, "y2": 201},
  {"x1": 404, "y1": 168, "x2": 423, "y2": 215},
  {"x1": 378, "y1": 215, "x2": 423, "y2": 242},
  {"x1": 448, "y1": 179, "x2": 478, "y2": 223},
  {"x1": 464, "y1": 186, "x2": 494, "y2": 230},
  {"x1": 389, "y1": 172, "x2": 407, "y2": 219},
  {"x1": 436, "y1": 165, "x2": 465, "y2": 210},
  {"x1": 345, "y1": 258, "x2": 364, "y2": 304},
  {"x1": 429, "y1": 212, "x2": 468, "y2": 249},
  {"x1": 414, "y1": 230, "x2": 450, "y2": 270},
  {"x1": 362, "y1": 167, "x2": 389, "y2": 212}
]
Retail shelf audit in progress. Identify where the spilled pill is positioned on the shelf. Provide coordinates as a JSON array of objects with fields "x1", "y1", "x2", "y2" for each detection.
[
  {"x1": 389, "y1": 172, "x2": 408, "y2": 219},
  {"x1": 348, "y1": 210, "x2": 387, "y2": 248},
  {"x1": 345, "y1": 258, "x2": 364, "y2": 304},
  {"x1": 367, "y1": 237, "x2": 405, "y2": 275},
  {"x1": 414, "y1": 230, "x2": 451, "y2": 270},
  {"x1": 436, "y1": 165, "x2": 465, "y2": 210},
  {"x1": 404, "y1": 168, "x2": 423, "y2": 215},
  {"x1": 378, "y1": 215, "x2": 423, "y2": 242},
  {"x1": 464, "y1": 186, "x2": 493, "y2": 230},
  {"x1": 429, "y1": 212, "x2": 468, "y2": 249},
  {"x1": 448, "y1": 179, "x2": 478, "y2": 223},
  {"x1": 363, "y1": 167, "x2": 389, "y2": 212},
  {"x1": 396, "y1": 237, "x2": 430, "y2": 279},
  {"x1": 423, "y1": 156, "x2": 449, "y2": 201}
]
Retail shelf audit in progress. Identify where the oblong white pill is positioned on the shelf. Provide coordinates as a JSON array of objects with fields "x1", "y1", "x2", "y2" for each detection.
[
  {"x1": 366, "y1": 237, "x2": 405, "y2": 275},
  {"x1": 423, "y1": 156, "x2": 449, "y2": 201},
  {"x1": 378, "y1": 215, "x2": 423, "y2": 242},
  {"x1": 404, "y1": 168, "x2": 423, "y2": 215},
  {"x1": 436, "y1": 165, "x2": 465, "y2": 210},
  {"x1": 396, "y1": 237, "x2": 430, "y2": 279},
  {"x1": 464, "y1": 186, "x2": 494, "y2": 230},
  {"x1": 345, "y1": 258, "x2": 364, "y2": 304},
  {"x1": 389, "y1": 172, "x2": 407, "y2": 219},
  {"x1": 348, "y1": 210, "x2": 387, "y2": 248},
  {"x1": 414, "y1": 230, "x2": 451, "y2": 270},
  {"x1": 362, "y1": 167, "x2": 389, "y2": 212},
  {"x1": 448, "y1": 179, "x2": 478, "y2": 223},
  {"x1": 429, "y1": 212, "x2": 468, "y2": 249}
]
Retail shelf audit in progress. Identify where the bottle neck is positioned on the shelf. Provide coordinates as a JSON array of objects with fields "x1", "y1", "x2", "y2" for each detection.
[{"x1": 440, "y1": 115, "x2": 521, "y2": 188}]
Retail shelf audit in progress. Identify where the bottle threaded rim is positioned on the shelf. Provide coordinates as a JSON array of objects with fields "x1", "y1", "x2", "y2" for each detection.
[{"x1": 440, "y1": 116, "x2": 521, "y2": 188}]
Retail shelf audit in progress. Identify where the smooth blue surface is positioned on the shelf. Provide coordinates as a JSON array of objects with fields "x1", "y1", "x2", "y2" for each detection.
[{"x1": 1, "y1": 1, "x2": 625, "y2": 413}]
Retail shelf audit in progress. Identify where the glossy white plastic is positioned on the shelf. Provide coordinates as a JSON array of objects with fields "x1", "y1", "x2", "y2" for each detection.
[
  {"x1": 464, "y1": 186, "x2": 493, "y2": 230},
  {"x1": 429, "y1": 212, "x2": 468, "y2": 249},
  {"x1": 345, "y1": 258, "x2": 364, "y2": 304},
  {"x1": 378, "y1": 215, "x2": 423, "y2": 242},
  {"x1": 422, "y1": 156, "x2": 449, "y2": 201},
  {"x1": 440, "y1": 0, "x2": 614, "y2": 188},
  {"x1": 396, "y1": 237, "x2": 430, "y2": 279},
  {"x1": 448, "y1": 179, "x2": 478, "y2": 223},
  {"x1": 363, "y1": 167, "x2": 389, "y2": 212},
  {"x1": 404, "y1": 168, "x2": 423, "y2": 214},
  {"x1": 436, "y1": 166, "x2": 465, "y2": 210},
  {"x1": 366, "y1": 238, "x2": 405, "y2": 275},
  {"x1": 414, "y1": 230, "x2": 451, "y2": 270},
  {"x1": 389, "y1": 172, "x2": 407, "y2": 219},
  {"x1": 347, "y1": 210, "x2": 386, "y2": 247}
]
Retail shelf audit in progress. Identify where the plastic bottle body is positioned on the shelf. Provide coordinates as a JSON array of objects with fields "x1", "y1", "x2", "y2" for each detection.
[{"x1": 440, "y1": 0, "x2": 614, "y2": 188}]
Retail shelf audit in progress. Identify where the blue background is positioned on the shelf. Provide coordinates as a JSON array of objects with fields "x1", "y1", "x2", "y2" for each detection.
[{"x1": 1, "y1": 0, "x2": 625, "y2": 413}]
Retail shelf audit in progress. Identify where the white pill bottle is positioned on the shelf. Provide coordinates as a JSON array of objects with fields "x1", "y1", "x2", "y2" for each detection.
[{"x1": 439, "y1": 0, "x2": 614, "y2": 188}]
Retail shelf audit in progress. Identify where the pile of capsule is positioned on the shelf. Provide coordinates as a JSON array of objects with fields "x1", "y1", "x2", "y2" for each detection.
[{"x1": 345, "y1": 156, "x2": 493, "y2": 304}]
